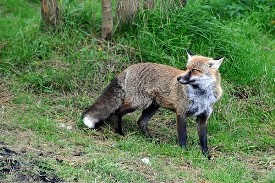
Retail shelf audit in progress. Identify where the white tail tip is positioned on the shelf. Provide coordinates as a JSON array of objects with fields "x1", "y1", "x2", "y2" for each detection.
[{"x1": 83, "y1": 115, "x2": 97, "y2": 128}]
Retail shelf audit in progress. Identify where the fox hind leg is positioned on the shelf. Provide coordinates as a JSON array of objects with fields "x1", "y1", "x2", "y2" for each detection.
[
  {"x1": 114, "y1": 104, "x2": 137, "y2": 136},
  {"x1": 112, "y1": 115, "x2": 124, "y2": 136},
  {"x1": 137, "y1": 102, "x2": 160, "y2": 138}
]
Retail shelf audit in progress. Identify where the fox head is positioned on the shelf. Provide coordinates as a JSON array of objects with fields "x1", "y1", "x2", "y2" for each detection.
[{"x1": 177, "y1": 51, "x2": 224, "y2": 88}]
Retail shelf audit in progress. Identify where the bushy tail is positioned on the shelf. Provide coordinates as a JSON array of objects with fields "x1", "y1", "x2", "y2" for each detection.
[{"x1": 82, "y1": 77, "x2": 125, "y2": 128}]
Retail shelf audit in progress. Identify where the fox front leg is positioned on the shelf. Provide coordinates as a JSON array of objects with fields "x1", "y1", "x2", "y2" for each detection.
[
  {"x1": 176, "y1": 115, "x2": 188, "y2": 149},
  {"x1": 196, "y1": 113, "x2": 211, "y2": 159}
]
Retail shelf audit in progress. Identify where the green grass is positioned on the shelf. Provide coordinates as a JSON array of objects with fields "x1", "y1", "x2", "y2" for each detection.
[
  {"x1": 0, "y1": 0, "x2": 40, "y2": 41},
  {"x1": 0, "y1": 0, "x2": 274, "y2": 182},
  {"x1": 121, "y1": 1, "x2": 274, "y2": 87}
]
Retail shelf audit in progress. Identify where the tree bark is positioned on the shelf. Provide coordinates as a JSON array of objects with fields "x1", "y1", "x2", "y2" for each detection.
[
  {"x1": 144, "y1": 0, "x2": 155, "y2": 10},
  {"x1": 179, "y1": 0, "x2": 187, "y2": 6},
  {"x1": 40, "y1": 0, "x2": 59, "y2": 26},
  {"x1": 101, "y1": 0, "x2": 113, "y2": 40},
  {"x1": 165, "y1": 0, "x2": 187, "y2": 8},
  {"x1": 115, "y1": 0, "x2": 186, "y2": 28},
  {"x1": 116, "y1": 0, "x2": 140, "y2": 28}
]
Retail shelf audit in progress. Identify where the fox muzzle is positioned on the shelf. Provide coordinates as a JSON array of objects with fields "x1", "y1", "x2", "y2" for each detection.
[{"x1": 177, "y1": 71, "x2": 192, "y2": 84}]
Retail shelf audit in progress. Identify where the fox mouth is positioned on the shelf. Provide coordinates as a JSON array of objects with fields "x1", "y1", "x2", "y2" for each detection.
[{"x1": 178, "y1": 79, "x2": 196, "y2": 85}]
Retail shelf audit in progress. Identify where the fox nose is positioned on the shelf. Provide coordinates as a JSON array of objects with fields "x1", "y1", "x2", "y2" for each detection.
[{"x1": 177, "y1": 76, "x2": 189, "y2": 84}]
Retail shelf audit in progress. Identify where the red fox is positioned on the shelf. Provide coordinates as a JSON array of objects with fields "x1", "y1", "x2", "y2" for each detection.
[{"x1": 83, "y1": 51, "x2": 224, "y2": 158}]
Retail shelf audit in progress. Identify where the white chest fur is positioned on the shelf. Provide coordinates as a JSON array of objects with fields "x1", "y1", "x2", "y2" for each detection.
[{"x1": 186, "y1": 85, "x2": 217, "y2": 116}]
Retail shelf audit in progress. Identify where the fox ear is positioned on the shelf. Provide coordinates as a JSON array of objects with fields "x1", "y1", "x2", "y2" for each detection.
[
  {"x1": 186, "y1": 50, "x2": 194, "y2": 64},
  {"x1": 208, "y1": 57, "x2": 224, "y2": 69}
]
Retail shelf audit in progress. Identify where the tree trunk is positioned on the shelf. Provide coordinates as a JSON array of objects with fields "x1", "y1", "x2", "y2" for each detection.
[
  {"x1": 115, "y1": 0, "x2": 186, "y2": 28},
  {"x1": 116, "y1": 0, "x2": 140, "y2": 28},
  {"x1": 144, "y1": 0, "x2": 155, "y2": 10},
  {"x1": 40, "y1": 0, "x2": 59, "y2": 26},
  {"x1": 179, "y1": 0, "x2": 187, "y2": 6},
  {"x1": 165, "y1": 0, "x2": 187, "y2": 8},
  {"x1": 101, "y1": 0, "x2": 113, "y2": 40}
]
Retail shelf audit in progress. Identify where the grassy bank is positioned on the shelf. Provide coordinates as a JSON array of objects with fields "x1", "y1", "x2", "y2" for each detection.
[{"x1": 0, "y1": 0, "x2": 274, "y2": 182}]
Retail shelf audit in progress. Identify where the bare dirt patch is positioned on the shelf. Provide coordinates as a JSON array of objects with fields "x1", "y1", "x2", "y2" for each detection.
[
  {"x1": 237, "y1": 152, "x2": 275, "y2": 175},
  {"x1": 0, "y1": 145, "x2": 62, "y2": 182},
  {"x1": 0, "y1": 82, "x2": 12, "y2": 105}
]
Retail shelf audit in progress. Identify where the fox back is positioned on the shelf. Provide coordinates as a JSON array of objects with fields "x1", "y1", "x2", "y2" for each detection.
[
  {"x1": 83, "y1": 51, "x2": 224, "y2": 158},
  {"x1": 121, "y1": 63, "x2": 187, "y2": 111}
]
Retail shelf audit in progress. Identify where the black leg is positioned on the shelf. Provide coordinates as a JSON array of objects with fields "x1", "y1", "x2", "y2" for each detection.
[
  {"x1": 114, "y1": 104, "x2": 137, "y2": 136},
  {"x1": 196, "y1": 113, "x2": 211, "y2": 159},
  {"x1": 176, "y1": 115, "x2": 188, "y2": 149},
  {"x1": 113, "y1": 115, "x2": 124, "y2": 136},
  {"x1": 137, "y1": 102, "x2": 160, "y2": 138}
]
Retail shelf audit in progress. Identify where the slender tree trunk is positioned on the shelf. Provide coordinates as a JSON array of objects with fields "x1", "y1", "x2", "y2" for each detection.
[
  {"x1": 40, "y1": 0, "x2": 59, "y2": 26},
  {"x1": 115, "y1": 0, "x2": 186, "y2": 28},
  {"x1": 165, "y1": 0, "x2": 187, "y2": 7},
  {"x1": 179, "y1": 0, "x2": 187, "y2": 6},
  {"x1": 101, "y1": 0, "x2": 113, "y2": 40},
  {"x1": 116, "y1": 0, "x2": 139, "y2": 28},
  {"x1": 144, "y1": 0, "x2": 155, "y2": 10}
]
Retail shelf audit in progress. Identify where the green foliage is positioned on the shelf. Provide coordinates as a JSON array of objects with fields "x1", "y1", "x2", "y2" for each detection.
[
  {"x1": 200, "y1": 0, "x2": 275, "y2": 34},
  {"x1": 0, "y1": 0, "x2": 39, "y2": 40},
  {"x1": 0, "y1": 0, "x2": 132, "y2": 93},
  {"x1": 0, "y1": 0, "x2": 274, "y2": 182},
  {"x1": 60, "y1": 0, "x2": 102, "y2": 34},
  {"x1": 121, "y1": 1, "x2": 274, "y2": 88}
]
